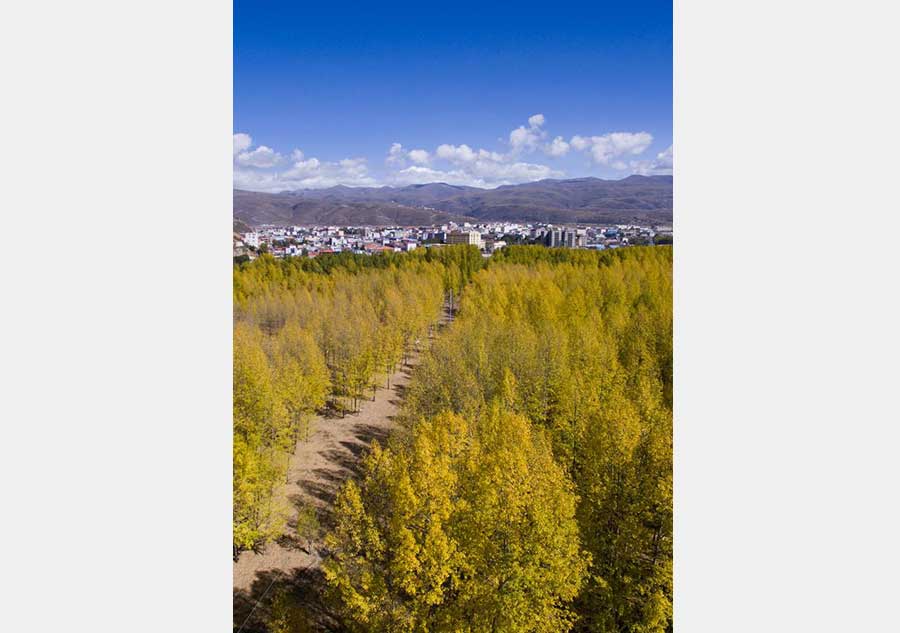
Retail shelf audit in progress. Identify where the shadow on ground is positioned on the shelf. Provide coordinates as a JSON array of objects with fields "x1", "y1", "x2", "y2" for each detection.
[
  {"x1": 233, "y1": 314, "x2": 452, "y2": 632},
  {"x1": 235, "y1": 417, "x2": 396, "y2": 631},
  {"x1": 233, "y1": 565, "x2": 346, "y2": 633}
]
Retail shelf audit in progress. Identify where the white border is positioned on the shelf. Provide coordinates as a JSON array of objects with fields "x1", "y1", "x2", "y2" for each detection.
[
  {"x1": 3, "y1": 1, "x2": 899, "y2": 630},
  {"x1": 676, "y1": 0, "x2": 900, "y2": 630},
  {"x1": 2, "y1": 1, "x2": 232, "y2": 630}
]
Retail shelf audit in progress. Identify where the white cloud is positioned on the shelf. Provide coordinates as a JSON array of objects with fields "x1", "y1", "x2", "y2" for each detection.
[
  {"x1": 418, "y1": 131, "x2": 562, "y2": 186},
  {"x1": 468, "y1": 159, "x2": 560, "y2": 184},
  {"x1": 508, "y1": 113, "x2": 550, "y2": 154},
  {"x1": 284, "y1": 157, "x2": 321, "y2": 177},
  {"x1": 233, "y1": 133, "x2": 252, "y2": 156},
  {"x1": 234, "y1": 117, "x2": 665, "y2": 193},
  {"x1": 528, "y1": 113, "x2": 545, "y2": 128},
  {"x1": 436, "y1": 143, "x2": 478, "y2": 163},
  {"x1": 233, "y1": 170, "x2": 289, "y2": 192},
  {"x1": 547, "y1": 136, "x2": 570, "y2": 157},
  {"x1": 570, "y1": 135, "x2": 590, "y2": 151},
  {"x1": 234, "y1": 147, "x2": 377, "y2": 192},
  {"x1": 387, "y1": 144, "x2": 430, "y2": 166},
  {"x1": 274, "y1": 155, "x2": 377, "y2": 189},
  {"x1": 568, "y1": 132, "x2": 654, "y2": 165},
  {"x1": 338, "y1": 157, "x2": 371, "y2": 179},
  {"x1": 629, "y1": 145, "x2": 673, "y2": 175},
  {"x1": 388, "y1": 165, "x2": 474, "y2": 186},
  {"x1": 388, "y1": 159, "x2": 561, "y2": 188},
  {"x1": 235, "y1": 145, "x2": 283, "y2": 168},
  {"x1": 656, "y1": 145, "x2": 673, "y2": 168},
  {"x1": 386, "y1": 142, "x2": 405, "y2": 165},
  {"x1": 233, "y1": 134, "x2": 379, "y2": 191},
  {"x1": 477, "y1": 149, "x2": 504, "y2": 161},
  {"x1": 592, "y1": 132, "x2": 653, "y2": 163},
  {"x1": 509, "y1": 125, "x2": 540, "y2": 152},
  {"x1": 407, "y1": 149, "x2": 430, "y2": 165}
]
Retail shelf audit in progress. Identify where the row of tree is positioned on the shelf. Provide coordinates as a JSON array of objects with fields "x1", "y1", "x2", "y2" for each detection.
[
  {"x1": 324, "y1": 407, "x2": 588, "y2": 632},
  {"x1": 324, "y1": 246, "x2": 673, "y2": 632},
  {"x1": 233, "y1": 322, "x2": 329, "y2": 553},
  {"x1": 234, "y1": 244, "x2": 485, "y2": 305},
  {"x1": 233, "y1": 247, "x2": 481, "y2": 554}
]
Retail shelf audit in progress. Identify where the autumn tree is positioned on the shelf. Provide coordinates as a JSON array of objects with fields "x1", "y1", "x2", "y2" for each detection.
[
  {"x1": 233, "y1": 249, "x2": 463, "y2": 553},
  {"x1": 264, "y1": 587, "x2": 315, "y2": 633},
  {"x1": 401, "y1": 246, "x2": 673, "y2": 632},
  {"x1": 323, "y1": 407, "x2": 589, "y2": 633},
  {"x1": 233, "y1": 323, "x2": 290, "y2": 552},
  {"x1": 234, "y1": 244, "x2": 673, "y2": 631}
]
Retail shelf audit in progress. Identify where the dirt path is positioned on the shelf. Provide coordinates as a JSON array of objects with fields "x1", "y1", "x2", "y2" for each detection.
[
  {"x1": 233, "y1": 357, "x2": 415, "y2": 593},
  {"x1": 234, "y1": 307, "x2": 451, "y2": 631}
]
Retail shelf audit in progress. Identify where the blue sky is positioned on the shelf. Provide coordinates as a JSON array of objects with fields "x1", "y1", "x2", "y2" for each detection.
[{"x1": 234, "y1": 0, "x2": 672, "y2": 191}]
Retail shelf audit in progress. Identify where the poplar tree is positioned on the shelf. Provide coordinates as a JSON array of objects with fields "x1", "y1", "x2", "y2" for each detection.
[{"x1": 324, "y1": 408, "x2": 589, "y2": 633}]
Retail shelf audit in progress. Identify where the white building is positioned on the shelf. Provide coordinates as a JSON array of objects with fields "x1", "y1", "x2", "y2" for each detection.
[{"x1": 447, "y1": 230, "x2": 484, "y2": 249}]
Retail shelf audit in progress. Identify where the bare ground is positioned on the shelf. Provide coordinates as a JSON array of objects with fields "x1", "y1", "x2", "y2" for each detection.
[
  {"x1": 233, "y1": 363, "x2": 417, "y2": 631},
  {"x1": 239, "y1": 359, "x2": 439, "y2": 629},
  {"x1": 233, "y1": 307, "x2": 452, "y2": 632},
  {"x1": 234, "y1": 363, "x2": 414, "y2": 578}
]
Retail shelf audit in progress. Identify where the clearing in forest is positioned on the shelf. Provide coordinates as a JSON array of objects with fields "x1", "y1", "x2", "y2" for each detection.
[{"x1": 233, "y1": 304, "x2": 452, "y2": 631}]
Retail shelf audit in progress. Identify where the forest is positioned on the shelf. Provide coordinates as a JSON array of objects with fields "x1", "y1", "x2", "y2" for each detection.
[{"x1": 234, "y1": 245, "x2": 672, "y2": 633}]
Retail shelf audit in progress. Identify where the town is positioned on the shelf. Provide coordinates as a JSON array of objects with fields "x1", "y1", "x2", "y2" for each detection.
[{"x1": 233, "y1": 221, "x2": 673, "y2": 260}]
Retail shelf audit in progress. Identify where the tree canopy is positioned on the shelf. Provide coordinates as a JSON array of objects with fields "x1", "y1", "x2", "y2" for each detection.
[
  {"x1": 398, "y1": 246, "x2": 673, "y2": 632},
  {"x1": 324, "y1": 408, "x2": 589, "y2": 633},
  {"x1": 233, "y1": 246, "x2": 479, "y2": 554},
  {"x1": 233, "y1": 245, "x2": 673, "y2": 633}
]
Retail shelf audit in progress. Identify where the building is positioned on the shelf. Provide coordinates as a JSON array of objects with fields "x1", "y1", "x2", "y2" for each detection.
[
  {"x1": 243, "y1": 232, "x2": 260, "y2": 248},
  {"x1": 446, "y1": 230, "x2": 483, "y2": 249},
  {"x1": 363, "y1": 243, "x2": 394, "y2": 254},
  {"x1": 546, "y1": 227, "x2": 586, "y2": 248},
  {"x1": 233, "y1": 241, "x2": 253, "y2": 258},
  {"x1": 546, "y1": 228, "x2": 561, "y2": 247}
]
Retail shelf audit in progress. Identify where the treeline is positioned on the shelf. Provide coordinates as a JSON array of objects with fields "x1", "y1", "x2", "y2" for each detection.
[
  {"x1": 324, "y1": 246, "x2": 673, "y2": 632},
  {"x1": 233, "y1": 247, "x2": 481, "y2": 555},
  {"x1": 491, "y1": 243, "x2": 659, "y2": 268},
  {"x1": 233, "y1": 321, "x2": 329, "y2": 553},
  {"x1": 234, "y1": 245, "x2": 485, "y2": 303}
]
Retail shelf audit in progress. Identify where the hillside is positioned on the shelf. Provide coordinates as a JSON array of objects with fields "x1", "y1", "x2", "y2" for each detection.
[
  {"x1": 233, "y1": 175, "x2": 672, "y2": 227},
  {"x1": 232, "y1": 190, "x2": 469, "y2": 226}
]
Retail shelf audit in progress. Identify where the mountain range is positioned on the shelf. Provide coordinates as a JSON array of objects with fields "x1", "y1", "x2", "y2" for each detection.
[{"x1": 233, "y1": 175, "x2": 672, "y2": 228}]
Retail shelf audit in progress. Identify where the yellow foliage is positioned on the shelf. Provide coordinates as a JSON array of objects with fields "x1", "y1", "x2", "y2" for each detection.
[{"x1": 324, "y1": 409, "x2": 589, "y2": 633}]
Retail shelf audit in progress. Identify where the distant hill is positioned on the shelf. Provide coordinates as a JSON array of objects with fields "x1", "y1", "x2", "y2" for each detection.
[
  {"x1": 232, "y1": 190, "x2": 469, "y2": 226},
  {"x1": 233, "y1": 175, "x2": 672, "y2": 227},
  {"x1": 233, "y1": 218, "x2": 254, "y2": 234}
]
